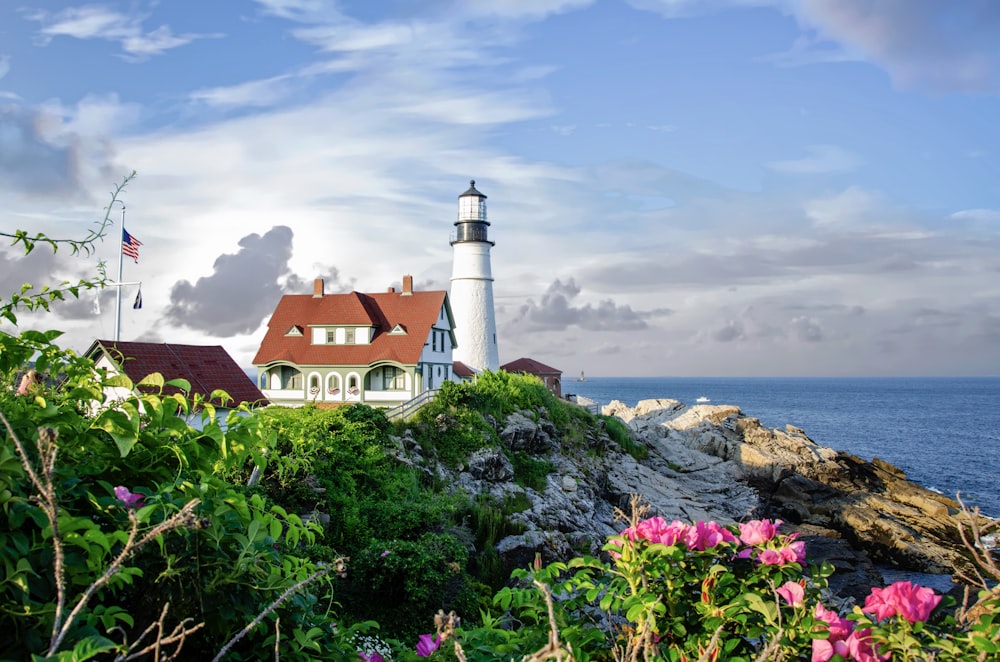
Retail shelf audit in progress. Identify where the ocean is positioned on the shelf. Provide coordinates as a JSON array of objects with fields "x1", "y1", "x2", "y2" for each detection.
[{"x1": 563, "y1": 376, "x2": 1000, "y2": 519}]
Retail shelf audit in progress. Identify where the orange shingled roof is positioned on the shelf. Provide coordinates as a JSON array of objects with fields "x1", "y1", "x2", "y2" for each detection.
[
  {"x1": 87, "y1": 340, "x2": 268, "y2": 407},
  {"x1": 253, "y1": 288, "x2": 449, "y2": 368}
]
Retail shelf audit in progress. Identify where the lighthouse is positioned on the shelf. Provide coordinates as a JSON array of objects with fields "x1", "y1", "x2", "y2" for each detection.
[{"x1": 450, "y1": 180, "x2": 500, "y2": 373}]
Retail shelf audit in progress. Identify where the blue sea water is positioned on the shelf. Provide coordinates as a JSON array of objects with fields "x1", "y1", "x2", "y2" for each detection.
[{"x1": 564, "y1": 377, "x2": 1000, "y2": 518}]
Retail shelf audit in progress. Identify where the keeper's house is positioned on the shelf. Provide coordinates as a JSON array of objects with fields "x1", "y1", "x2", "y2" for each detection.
[{"x1": 253, "y1": 276, "x2": 459, "y2": 407}]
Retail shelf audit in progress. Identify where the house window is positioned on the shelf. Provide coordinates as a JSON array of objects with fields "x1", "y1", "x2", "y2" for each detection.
[
  {"x1": 345, "y1": 328, "x2": 355, "y2": 344},
  {"x1": 287, "y1": 372, "x2": 302, "y2": 389},
  {"x1": 326, "y1": 330, "x2": 336, "y2": 344},
  {"x1": 310, "y1": 375, "x2": 319, "y2": 389},
  {"x1": 382, "y1": 367, "x2": 405, "y2": 390},
  {"x1": 432, "y1": 331, "x2": 439, "y2": 352}
]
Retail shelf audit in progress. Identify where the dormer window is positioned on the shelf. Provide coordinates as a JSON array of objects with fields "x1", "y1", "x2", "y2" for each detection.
[
  {"x1": 345, "y1": 328, "x2": 355, "y2": 344},
  {"x1": 326, "y1": 330, "x2": 336, "y2": 344},
  {"x1": 286, "y1": 326, "x2": 303, "y2": 337},
  {"x1": 389, "y1": 324, "x2": 407, "y2": 335}
]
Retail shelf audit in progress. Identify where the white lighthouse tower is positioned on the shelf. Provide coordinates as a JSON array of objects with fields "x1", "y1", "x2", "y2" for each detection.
[{"x1": 450, "y1": 179, "x2": 500, "y2": 373}]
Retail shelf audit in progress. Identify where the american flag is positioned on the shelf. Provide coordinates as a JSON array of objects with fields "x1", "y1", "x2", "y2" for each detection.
[{"x1": 122, "y1": 228, "x2": 142, "y2": 263}]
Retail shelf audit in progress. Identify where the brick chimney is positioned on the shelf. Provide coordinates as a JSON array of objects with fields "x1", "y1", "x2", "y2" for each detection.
[
  {"x1": 402, "y1": 274, "x2": 413, "y2": 296},
  {"x1": 313, "y1": 278, "x2": 324, "y2": 298}
]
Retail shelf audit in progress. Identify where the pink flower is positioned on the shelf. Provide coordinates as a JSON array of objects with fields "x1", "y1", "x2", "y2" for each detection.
[
  {"x1": 812, "y1": 604, "x2": 855, "y2": 662},
  {"x1": 684, "y1": 520, "x2": 737, "y2": 551},
  {"x1": 811, "y1": 604, "x2": 888, "y2": 662},
  {"x1": 380, "y1": 550, "x2": 391, "y2": 557},
  {"x1": 781, "y1": 540, "x2": 807, "y2": 565},
  {"x1": 863, "y1": 581, "x2": 941, "y2": 624},
  {"x1": 358, "y1": 654, "x2": 385, "y2": 662},
  {"x1": 846, "y1": 629, "x2": 887, "y2": 662},
  {"x1": 416, "y1": 633, "x2": 440, "y2": 657},
  {"x1": 113, "y1": 486, "x2": 144, "y2": 509},
  {"x1": 756, "y1": 541, "x2": 806, "y2": 566},
  {"x1": 739, "y1": 519, "x2": 783, "y2": 546},
  {"x1": 620, "y1": 517, "x2": 689, "y2": 548},
  {"x1": 776, "y1": 580, "x2": 805, "y2": 607}
]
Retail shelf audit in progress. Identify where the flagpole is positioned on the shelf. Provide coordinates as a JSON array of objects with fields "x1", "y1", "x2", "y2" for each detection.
[{"x1": 114, "y1": 201, "x2": 126, "y2": 342}]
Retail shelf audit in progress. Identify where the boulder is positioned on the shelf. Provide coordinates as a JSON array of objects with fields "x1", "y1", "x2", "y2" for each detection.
[
  {"x1": 500, "y1": 412, "x2": 557, "y2": 452},
  {"x1": 466, "y1": 448, "x2": 514, "y2": 482}
]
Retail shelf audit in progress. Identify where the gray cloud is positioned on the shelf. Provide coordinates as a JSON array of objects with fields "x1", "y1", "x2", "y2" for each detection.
[
  {"x1": 790, "y1": 315, "x2": 823, "y2": 342},
  {"x1": 510, "y1": 277, "x2": 672, "y2": 332},
  {"x1": 630, "y1": 0, "x2": 1000, "y2": 92},
  {"x1": 712, "y1": 319, "x2": 744, "y2": 343},
  {"x1": 0, "y1": 105, "x2": 85, "y2": 197},
  {"x1": 795, "y1": 0, "x2": 1000, "y2": 92},
  {"x1": 0, "y1": 246, "x2": 112, "y2": 322},
  {"x1": 164, "y1": 225, "x2": 349, "y2": 336}
]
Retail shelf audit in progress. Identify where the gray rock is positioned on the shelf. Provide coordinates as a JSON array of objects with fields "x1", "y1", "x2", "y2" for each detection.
[
  {"x1": 500, "y1": 412, "x2": 556, "y2": 452},
  {"x1": 466, "y1": 448, "x2": 514, "y2": 482}
]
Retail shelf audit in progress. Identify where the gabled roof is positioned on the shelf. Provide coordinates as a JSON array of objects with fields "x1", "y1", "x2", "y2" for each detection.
[
  {"x1": 253, "y1": 287, "x2": 453, "y2": 368},
  {"x1": 86, "y1": 340, "x2": 267, "y2": 407},
  {"x1": 452, "y1": 360, "x2": 477, "y2": 378},
  {"x1": 501, "y1": 357, "x2": 562, "y2": 376}
]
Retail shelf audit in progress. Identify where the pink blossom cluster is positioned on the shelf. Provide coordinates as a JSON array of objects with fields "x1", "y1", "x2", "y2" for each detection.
[
  {"x1": 812, "y1": 604, "x2": 886, "y2": 662},
  {"x1": 863, "y1": 580, "x2": 942, "y2": 624},
  {"x1": 736, "y1": 519, "x2": 806, "y2": 567},
  {"x1": 113, "y1": 486, "x2": 144, "y2": 510},
  {"x1": 619, "y1": 516, "x2": 737, "y2": 552},
  {"x1": 416, "y1": 633, "x2": 440, "y2": 657}
]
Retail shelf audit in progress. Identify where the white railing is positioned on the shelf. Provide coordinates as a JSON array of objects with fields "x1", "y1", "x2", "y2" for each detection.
[{"x1": 385, "y1": 389, "x2": 439, "y2": 421}]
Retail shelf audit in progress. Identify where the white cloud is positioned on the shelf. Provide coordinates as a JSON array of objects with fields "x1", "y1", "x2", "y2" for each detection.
[
  {"x1": 803, "y1": 186, "x2": 879, "y2": 228},
  {"x1": 25, "y1": 4, "x2": 220, "y2": 60},
  {"x1": 0, "y1": 55, "x2": 10, "y2": 80},
  {"x1": 189, "y1": 75, "x2": 298, "y2": 109},
  {"x1": 951, "y1": 208, "x2": 1000, "y2": 224},
  {"x1": 767, "y1": 144, "x2": 861, "y2": 174}
]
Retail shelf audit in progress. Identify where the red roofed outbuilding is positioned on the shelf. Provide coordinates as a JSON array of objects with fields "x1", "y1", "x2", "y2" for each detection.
[
  {"x1": 85, "y1": 340, "x2": 268, "y2": 427},
  {"x1": 500, "y1": 357, "x2": 562, "y2": 398},
  {"x1": 252, "y1": 276, "x2": 459, "y2": 407}
]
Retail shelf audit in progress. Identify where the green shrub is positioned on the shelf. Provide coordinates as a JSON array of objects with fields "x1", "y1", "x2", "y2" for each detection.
[
  {"x1": 602, "y1": 414, "x2": 648, "y2": 460},
  {"x1": 510, "y1": 451, "x2": 554, "y2": 491}
]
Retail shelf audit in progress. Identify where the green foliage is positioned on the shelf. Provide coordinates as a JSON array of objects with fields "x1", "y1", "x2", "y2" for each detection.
[
  {"x1": 344, "y1": 533, "x2": 482, "y2": 641},
  {"x1": 462, "y1": 493, "x2": 527, "y2": 590},
  {"x1": 601, "y1": 414, "x2": 648, "y2": 460},
  {"x1": 510, "y1": 451, "x2": 554, "y2": 491},
  {"x1": 0, "y1": 326, "x2": 355, "y2": 660}
]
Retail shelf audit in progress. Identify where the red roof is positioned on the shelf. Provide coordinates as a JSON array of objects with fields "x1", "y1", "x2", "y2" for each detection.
[
  {"x1": 452, "y1": 360, "x2": 476, "y2": 378},
  {"x1": 253, "y1": 288, "x2": 450, "y2": 368},
  {"x1": 501, "y1": 357, "x2": 562, "y2": 375},
  {"x1": 87, "y1": 340, "x2": 267, "y2": 407}
]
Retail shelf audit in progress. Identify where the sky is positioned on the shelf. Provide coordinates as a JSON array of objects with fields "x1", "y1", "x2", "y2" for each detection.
[{"x1": 1, "y1": 0, "x2": 998, "y2": 377}]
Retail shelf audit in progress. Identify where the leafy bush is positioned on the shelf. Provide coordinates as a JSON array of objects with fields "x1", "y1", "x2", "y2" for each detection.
[
  {"x1": 510, "y1": 450, "x2": 554, "y2": 491},
  {"x1": 602, "y1": 414, "x2": 648, "y2": 460}
]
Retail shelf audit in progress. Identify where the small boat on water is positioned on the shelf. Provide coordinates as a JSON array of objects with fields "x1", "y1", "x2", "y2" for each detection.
[
  {"x1": 695, "y1": 396, "x2": 711, "y2": 404},
  {"x1": 577, "y1": 371, "x2": 586, "y2": 382}
]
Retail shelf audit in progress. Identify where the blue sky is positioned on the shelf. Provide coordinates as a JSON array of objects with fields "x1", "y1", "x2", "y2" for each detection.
[{"x1": 1, "y1": 0, "x2": 998, "y2": 377}]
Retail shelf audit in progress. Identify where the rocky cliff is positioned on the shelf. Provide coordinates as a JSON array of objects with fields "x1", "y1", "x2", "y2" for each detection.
[{"x1": 410, "y1": 397, "x2": 981, "y2": 601}]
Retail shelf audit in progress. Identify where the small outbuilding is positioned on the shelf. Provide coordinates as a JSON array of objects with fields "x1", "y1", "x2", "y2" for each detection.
[
  {"x1": 85, "y1": 340, "x2": 268, "y2": 425},
  {"x1": 500, "y1": 357, "x2": 562, "y2": 398}
]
